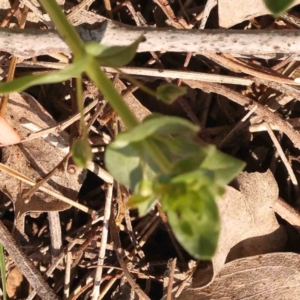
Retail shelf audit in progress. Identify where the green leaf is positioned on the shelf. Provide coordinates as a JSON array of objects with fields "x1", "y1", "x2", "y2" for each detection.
[
  {"x1": 113, "y1": 115, "x2": 199, "y2": 147},
  {"x1": 0, "y1": 57, "x2": 87, "y2": 94},
  {"x1": 159, "y1": 175, "x2": 220, "y2": 259},
  {"x1": 156, "y1": 84, "x2": 187, "y2": 104},
  {"x1": 85, "y1": 36, "x2": 144, "y2": 67},
  {"x1": 72, "y1": 138, "x2": 93, "y2": 168},
  {"x1": 199, "y1": 145, "x2": 245, "y2": 185},
  {"x1": 264, "y1": 0, "x2": 294, "y2": 15},
  {"x1": 105, "y1": 139, "x2": 160, "y2": 191},
  {"x1": 127, "y1": 194, "x2": 157, "y2": 215},
  {"x1": 105, "y1": 142, "x2": 143, "y2": 190}
]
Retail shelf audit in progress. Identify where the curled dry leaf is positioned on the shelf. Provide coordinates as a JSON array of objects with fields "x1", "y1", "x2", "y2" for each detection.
[
  {"x1": 178, "y1": 171, "x2": 286, "y2": 298},
  {"x1": 0, "y1": 92, "x2": 86, "y2": 232},
  {"x1": 0, "y1": 115, "x2": 21, "y2": 146},
  {"x1": 180, "y1": 252, "x2": 300, "y2": 299},
  {"x1": 218, "y1": 0, "x2": 300, "y2": 28}
]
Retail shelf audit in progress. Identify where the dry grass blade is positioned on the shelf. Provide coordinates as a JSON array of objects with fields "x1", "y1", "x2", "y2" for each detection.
[{"x1": 0, "y1": 162, "x2": 96, "y2": 216}]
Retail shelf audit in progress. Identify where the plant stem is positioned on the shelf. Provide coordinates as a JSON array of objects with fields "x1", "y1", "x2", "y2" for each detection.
[
  {"x1": 39, "y1": 0, "x2": 85, "y2": 57},
  {"x1": 87, "y1": 60, "x2": 172, "y2": 173},
  {"x1": 86, "y1": 61, "x2": 139, "y2": 130},
  {"x1": 75, "y1": 74, "x2": 86, "y2": 135},
  {"x1": 114, "y1": 67, "x2": 158, "y2": 98},
  {"x1": 0, "y1": 244, "x2": 6, "y2": 300},
  {"x1": 145, "y1": 139, "x2": 172, "y2": 173}
]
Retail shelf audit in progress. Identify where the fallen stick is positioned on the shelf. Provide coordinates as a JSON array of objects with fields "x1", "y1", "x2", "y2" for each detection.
[
  {"x1": 1, "y1": 20, "x2": 300, "y2": 59},
  {"x1": 0, "y1": 221, "x2": 59, "y2": 299}
]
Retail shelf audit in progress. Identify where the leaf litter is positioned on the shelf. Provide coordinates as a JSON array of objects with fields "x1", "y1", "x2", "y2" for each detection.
[{"x1": 1, "y1": 0, "x2": 300, "y2": 299}]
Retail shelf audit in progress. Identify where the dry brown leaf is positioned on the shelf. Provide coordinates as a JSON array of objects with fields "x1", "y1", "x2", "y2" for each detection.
[
  {"x1": 180, "y1": 252, "x2": 300, "y2": 299},
  {"x1": 6, "y1": 266, "x2": 29, "y2": 299},
  {"x1": 218, "y1": 0, "x2": 300, "y2": 28},
  {"x1": 179, "y1": 171, "x2": 287, "y2": 294},
  {"x1": 0, "y1": 92, "x2": 86, "y2": 228}
]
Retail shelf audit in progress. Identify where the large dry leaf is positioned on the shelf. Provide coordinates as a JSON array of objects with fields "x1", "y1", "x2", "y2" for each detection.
[
  {"x1": 180, "y1": 252, "x2": 300, "y2": 299},
  {"x1": 0, "y1": 93, "x2": 86, "y2": 224},
  {"x1": 219, "y1": 0, "x2": 300, "y2": 28},
  {"x1": 180, "y1": 171, "x2": 286, "y2": 294}
]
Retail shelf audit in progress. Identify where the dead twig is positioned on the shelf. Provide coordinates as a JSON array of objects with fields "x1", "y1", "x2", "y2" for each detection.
[
  {"x1": 274, "y1": 197, "x2": 300, "y2": 228},
  {"x1": 91, "y1": 183, "x2": 113, "y2": 300},
  {"x1": 63, "y1": 251, "x2": 72, "y2": 300},
  {"x1": 0, "y1": 221, "x2": 59, "y2": 299},
  {"x1": 264, "y1": 122, "x2": 299, "y2": 199},
  {"x1": 166, "y1": 258, "x2": 177, "y2": 300},
  {"x1": 109, "y1": 205, "x2": 151, "y2": 300},
  {"x1": 184, "y1": 80, "x2": 300, "y2": 150},
  {"x1": 0, "y1": 162, "x2": 96, "y2": 215},
  {"x1": 4, "y1": 21, "x2": 300, "y2": 58},
  {"x1": 204, "y1": 52, "x2": 300, "y2": 86}
]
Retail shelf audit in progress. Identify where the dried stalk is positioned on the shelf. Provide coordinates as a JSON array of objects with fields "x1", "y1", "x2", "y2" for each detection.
[
  {"x1": 2, "y1": 21, "x2": 300, "y2": 59},
  {"x1": 0, "y1": 221, "x2": 58, "y2": 299}
]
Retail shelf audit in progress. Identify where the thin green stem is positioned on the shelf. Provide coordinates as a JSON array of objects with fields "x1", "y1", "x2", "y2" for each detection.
[
  {"x1": 0, "y1": 244, "x2": 6, "y2": 300},
  {"x1": 114, "y1": 67, "x2": 158, "y2": 98},
  {"x1": 86, "y1": 61, "x2": 139, "y2": 130},
  {"x1": 87, "y1": 60, "x2": 172, "y2": 173},
  {"x1": 75, "y1": 74, "x2": 86, "y2": 135},
  {"x1": 145, "y1": 139, "x2": 172, "y2": 173},
  {"x1": 39, "y1": 0, "x2": 85, "y2": 56}
]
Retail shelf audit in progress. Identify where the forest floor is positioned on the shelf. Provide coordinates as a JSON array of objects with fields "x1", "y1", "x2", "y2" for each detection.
[{"x1": 1, "y1": 0, "x2": 300, "y2": 299}]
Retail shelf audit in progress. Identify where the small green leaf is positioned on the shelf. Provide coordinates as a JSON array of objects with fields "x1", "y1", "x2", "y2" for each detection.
[
  {"x1": 113, "y1": 115, "x2": 199, "y2": 147},
  {"x1": 264, "y1": 0, "x2": 294, "y2": 15},
  {"x1": 156, "y1": 84, "x2": 187, "y2": 104},
  {"x1": 159, "y1": 176, "x2": 220, "y2": 259},
  {"x1": 85, "y1": 36, "x2": 144, "y2": 67},
  {"x1": 105, "y1": 143, "x2": 142, "y2": 190},
  {"x1": 199, "y1": 145, "x2": 245, "y2": 185},
  {"x1": 72, "y1": 138, "x2": 93, "y2": 168},
  {"x1": 0, "y1": 57, "x2": 87, "y2": 94},
  {"x1": 127, "y1": 194, "x2": 157, "y2": 215}
]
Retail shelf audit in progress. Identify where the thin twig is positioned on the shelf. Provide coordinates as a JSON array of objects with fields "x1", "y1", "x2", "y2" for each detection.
[
  {"x1": 0, "y1": 0, "x2": 20, "y2": 27},
  {"x1": 27, "y1": 231, "x2": 90, "y2": 299},
  {"x1": 264, "y1": 122, "x2": 299, "y2": 196},
  {"x1": 63, "y1": 251, "x2": 72, "y2": 300},
  {"x1": 23, "y1": 99, "x2": 98, "y2": 142},
  {"x1": 218, "y1": 105, "x2": 257, "y2": 147},
  {"x1": 274, "y1": 197, "x2": 300, "y2": 228},
  {"x1": 166, "y1": 258, "x2": 177, "y2": 300},
  {"x1": 12, "y1": 60, "x2": 255, "y2": 85},
  {"x1": 48, "y1": 212, "x2": 62, "y2": 259},
  {"x1": 199, "y1": 0, "x2": 217, "y2": 29},
  {"x1": 184, "y1": 80, "x2": 300, "y2": 150},
  {"x1": 0, "y1": 5, "x2": 29, "y2": 115},
  {"x1": 204, "y1": 52, "x2": 300, "y2": 86},
  {"x1": 91, "y1": 183, "x2": 113, "y2": 300},
  {"x1": 0, "y1": 221, "x2": 59, "y2": 299},
  {"x1": 0, "y1": 162, "x2": 96, "y2": 215},
  {"x1": 109, "y1": 206, "x2": 151, "y2": 300}
]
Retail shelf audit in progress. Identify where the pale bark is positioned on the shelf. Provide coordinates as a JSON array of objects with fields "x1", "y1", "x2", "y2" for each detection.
[{"x1": 0, "y1": 20, "x2": 299, "y2": 59}]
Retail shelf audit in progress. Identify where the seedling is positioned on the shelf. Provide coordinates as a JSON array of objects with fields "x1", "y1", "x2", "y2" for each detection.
[{"x1": 0, "y1": 0, "x2": 245, "y2": 259}]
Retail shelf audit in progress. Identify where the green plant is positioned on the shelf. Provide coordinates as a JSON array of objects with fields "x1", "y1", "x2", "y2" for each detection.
[
  {"x1": 264, "y1": 0, "x2": 295, "y2": 15},
  {"x1": 0, "y1": 244, "x2": 6, "y2": 300},
  {"x1": 0, "y1": 0, "x2": 245, "y2": 259}
]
